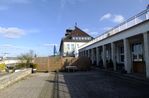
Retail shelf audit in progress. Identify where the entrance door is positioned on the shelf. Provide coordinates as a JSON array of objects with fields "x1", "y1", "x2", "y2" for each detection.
[{"x1": 132, "y1": 43, "x2": 145, "y2": 73}]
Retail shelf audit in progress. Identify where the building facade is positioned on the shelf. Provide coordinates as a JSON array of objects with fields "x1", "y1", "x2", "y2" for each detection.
[
  {"x1": 79, "y1": 8, "x2": 149, "y2": 77},
  {"x1": 59, "y1": 26, "x2": 93, "y2": 57}
]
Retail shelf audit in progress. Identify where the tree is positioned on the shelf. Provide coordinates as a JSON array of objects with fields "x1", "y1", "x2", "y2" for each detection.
[
  {"x1": 17, "y1": 50, "x2": 35, "y2": 68},
  {"x1": 53, "y1": 45, "x2": 57, "y2": 56}
]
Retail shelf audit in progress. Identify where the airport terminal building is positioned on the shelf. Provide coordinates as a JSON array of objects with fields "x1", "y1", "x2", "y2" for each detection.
[{"x1": 79, "y1": 8, "x2": 149, "y2": 77}]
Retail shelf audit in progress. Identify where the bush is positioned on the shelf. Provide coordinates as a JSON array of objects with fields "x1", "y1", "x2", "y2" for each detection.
[
  {"x1": 29, "y1": 63, "x2": 37, "y2": 69},
  {"x1": 15, "y1": 63, "x2": 26, "y2": 69},
  {"x1": 0, "y1": 63, "x2": 6, "y2": 71},
  {"x1": 15, "y1": 63, "x2": 38, "y2": 69}
]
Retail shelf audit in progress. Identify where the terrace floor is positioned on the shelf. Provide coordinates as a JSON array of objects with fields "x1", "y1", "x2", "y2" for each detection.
[{"x1": 0, "y1": 70, "x2": 149, "y2": 98}]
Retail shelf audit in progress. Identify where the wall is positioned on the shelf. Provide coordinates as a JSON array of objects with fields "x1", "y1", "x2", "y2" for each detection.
[
  {"x1": 0, "y1": 68, "x2": 32, "y2": 90},
  {"x1": 64, "y1": 42, "x2": 87, "y2": 56},
  {"x1": 34, "y1": 56, "x2": 92, "y2": 72},
  {"x1": 80, "y1": 21, "x2": 149, "y2": 51},
  {"x1": 34, "y1": 57, "x2": 49, "y2": 72}
]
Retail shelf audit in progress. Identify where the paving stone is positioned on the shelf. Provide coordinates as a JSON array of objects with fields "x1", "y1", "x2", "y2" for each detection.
[{"x1": 0, "y1": 71, "x2": 149, "y2": 98}]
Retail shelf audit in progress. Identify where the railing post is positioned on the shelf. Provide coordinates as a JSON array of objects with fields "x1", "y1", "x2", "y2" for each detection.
[
  {"x1": 134, "y1": 16, "x2": 137, "y2": 25},
  {"x1": 125, "y1": 21, "x2": 127, "y2": 29},
  {"x1": 118, "y1": 26, "x2": 120, "y2": 32},
  {"x1": 146, "y1": 10, "x2": 149, "y2": 19}
]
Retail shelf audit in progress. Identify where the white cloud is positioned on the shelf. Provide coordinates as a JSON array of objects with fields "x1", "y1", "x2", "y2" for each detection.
[
  {"x1": 113, "y1": 15, "x2": 125, "y2": 23},
  {"x1": 0, "y1": 27, "x2": 40, "y2": 39},
  {"x1": 100, "y1": 13, "x2": 125, "y2": 23},
  {"x1": 100, "y1": 13, "x2": 112, "y2": 21},
  {"x1": 0, "y1": 27, "x2": 25, "y2": 39}
]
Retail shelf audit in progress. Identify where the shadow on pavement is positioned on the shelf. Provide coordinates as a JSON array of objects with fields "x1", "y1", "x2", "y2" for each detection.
[{"x1": 47, "y1": 71, "x2": 149, "y2": 98}]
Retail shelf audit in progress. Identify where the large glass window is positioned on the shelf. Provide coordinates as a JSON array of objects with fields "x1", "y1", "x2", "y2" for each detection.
[
  {"x1": 119, "y1": 46, "x2": 124, "y2": 63},
  {"x1": 106, "y1": 49, "x2": 111, "y2": 60},
  {"x1": 132, "y1": 43, "x2": 143, "y2": 61}
]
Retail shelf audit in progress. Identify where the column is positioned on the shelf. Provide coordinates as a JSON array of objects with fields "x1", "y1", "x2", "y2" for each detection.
[
  {"x1": 111, "y1": 42, "x2": 116, "y2": 71},
  {"x1": 143, "y1": 32, "x2": 149, "y2": 77},
  {"x1": 96, "y1": 47, "x2": 99, "y2": 66},
  {"x1": 124, "y1": 38, "x2": 132, "y2": 73},
  {"x1": 102, "y1": 45, "x2": 106, "y2": 68}
]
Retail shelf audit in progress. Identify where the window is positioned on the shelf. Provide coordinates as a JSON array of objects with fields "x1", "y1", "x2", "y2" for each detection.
[
  {"x1": 119, "y1": 46, "x2": 124, "y2": 63},
  {"x1": 72, "y1": 37, "x2": 75, "y2": 40},
  {"x1": 79, "y1": 37, "x2": 81, "y2": 40},
  {"x1": 88, "y1": 37, "x2": 91, "y2": 40},
  {"x1": 106, "y1": 50, "x2": 111, "y2": 60},
  {"x1": 76, "y1": 37, "x2": 79, "y2": 40},
  {"x1": 132, "y1": 43, "x2": 143, "y2": 61},
  {"x1": 71, "y1": 44, "x2": 75, "y2": 50},
  {"x1": 77, "y1": 44, "x2": 79, "y2": 48},
  {"x1": 67, "y1": 44, "x2": 70, "y2": 50}
]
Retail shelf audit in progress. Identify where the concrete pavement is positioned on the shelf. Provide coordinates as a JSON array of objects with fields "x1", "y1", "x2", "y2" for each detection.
[
  {"x1": 0, "y1": 71, "x2": 149, "y2": 98},
  {"x1": 0, "y1": 73, "x2": 52, "y2": 98}
]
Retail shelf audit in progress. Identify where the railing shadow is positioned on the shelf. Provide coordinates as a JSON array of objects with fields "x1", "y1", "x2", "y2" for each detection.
[{"x1": 50, "y1": 72, "x2": 59, "y2": 98}]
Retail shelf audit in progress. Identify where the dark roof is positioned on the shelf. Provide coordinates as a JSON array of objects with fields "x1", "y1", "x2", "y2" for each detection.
[{"x1": 62, "y1": 26, "x2": 93, "y2": 42}]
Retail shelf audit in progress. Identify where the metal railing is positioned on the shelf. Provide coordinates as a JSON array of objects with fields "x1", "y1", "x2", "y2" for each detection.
[{"x1": 79, "y1": 9, "x2": 149, "y2": 50}]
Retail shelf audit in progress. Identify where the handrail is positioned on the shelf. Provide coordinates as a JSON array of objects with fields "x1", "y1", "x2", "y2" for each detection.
[{"x1": 79, "y1": 9, "x2": 149, "y2": 50}]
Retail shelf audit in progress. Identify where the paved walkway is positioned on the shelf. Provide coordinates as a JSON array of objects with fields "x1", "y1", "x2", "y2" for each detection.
[
  {"x1": 0, "y1": 73, "x2": 8, "y2": 77},
  {"x1": 0, "y1": 71, "x2": 149, "y2": 98},
  {"x1": 53, "y1": 71, "x2": 149, "y2": 98},
  {"x1": 0, "y1": 73, "x2": 53, "y2": 98}
]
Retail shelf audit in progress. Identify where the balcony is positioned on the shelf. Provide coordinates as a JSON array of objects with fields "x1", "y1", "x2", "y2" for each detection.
[{"x1": 79, "y1": 9, "x2": 149, "y2": 50}]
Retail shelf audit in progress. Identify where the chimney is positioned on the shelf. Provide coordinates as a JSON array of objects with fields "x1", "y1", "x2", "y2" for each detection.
[{"x1": 65, "y1": 29, "x2": 73, "y2": 36}]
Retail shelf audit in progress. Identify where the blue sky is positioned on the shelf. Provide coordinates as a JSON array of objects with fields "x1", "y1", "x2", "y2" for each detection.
[{"x1": 0, "y1": 0, "x2": 148, "y2": 57}]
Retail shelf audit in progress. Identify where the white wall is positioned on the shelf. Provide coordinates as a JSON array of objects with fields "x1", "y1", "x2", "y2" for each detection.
[
  {"x1": 80, "y1": 21, "x2": 149, "y2": 52},
  {"x1": 0, "y1": 60, "x2": 21, "y2": 65},
  {"x1": 63, "y1": 42, "x2": 87, "y2": 56}
]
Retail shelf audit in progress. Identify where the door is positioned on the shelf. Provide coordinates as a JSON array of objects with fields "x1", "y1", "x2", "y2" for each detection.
[{"x1": 132, "y1": 43, "x2": 145, "y2": 73}]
